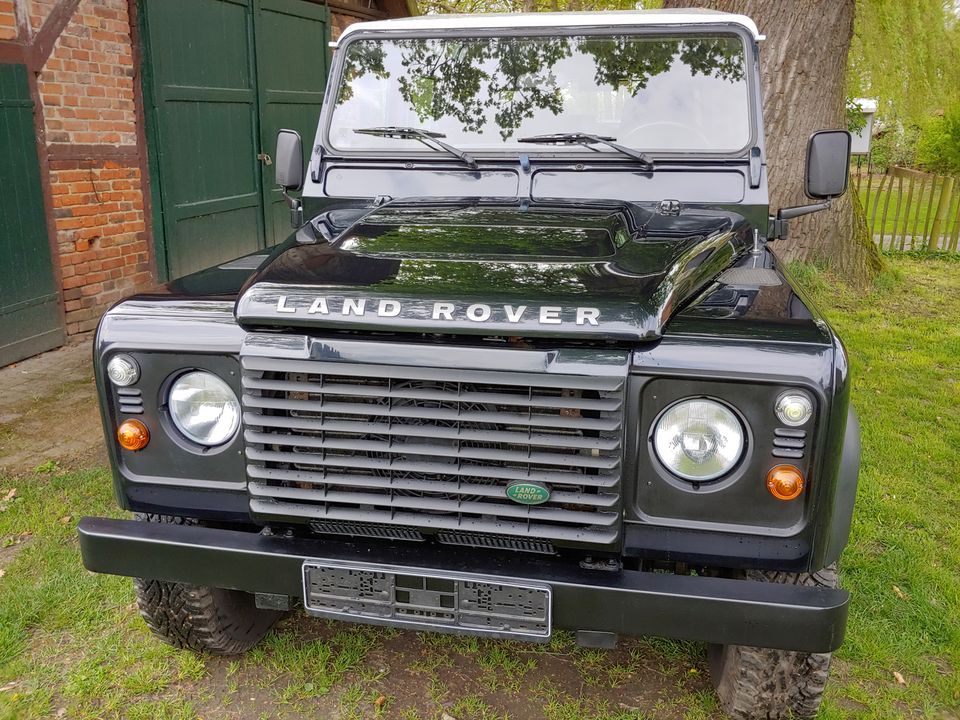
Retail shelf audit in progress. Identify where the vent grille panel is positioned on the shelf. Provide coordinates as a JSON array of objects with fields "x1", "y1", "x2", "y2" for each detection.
[{"x1": 241, "y1": 355, "x2": 625, "y2": 548}]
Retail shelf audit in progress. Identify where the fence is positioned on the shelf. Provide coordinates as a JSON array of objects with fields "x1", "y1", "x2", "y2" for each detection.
[{"x1": 854, "y1": 166, "x2": 960, "y2": 252}]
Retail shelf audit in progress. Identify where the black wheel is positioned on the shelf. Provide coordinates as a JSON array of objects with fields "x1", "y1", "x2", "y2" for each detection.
[
  {"x1": 708, "y1": 565, "x2": 837, "y2": 720},
  {"x1": 132, "y1": 514, "x2": 283, "y2": 655}
]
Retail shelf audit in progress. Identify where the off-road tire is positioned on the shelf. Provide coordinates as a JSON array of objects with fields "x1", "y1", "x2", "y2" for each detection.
[
  {"x1": 708, "y1": 565, "x2": 838, "y2": 720},
  {"x1": 132, "y1": 514, "x2": 283, "y2": 655}
]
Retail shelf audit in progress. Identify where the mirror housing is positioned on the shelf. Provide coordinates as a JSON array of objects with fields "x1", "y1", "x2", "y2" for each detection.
[
  {"x1": 805, "y1": 129, "x2": 851, "y2": 199},
  {"x1": 769, "y1": 129, "x2": 853, "y2": 239},
  {"x1": 275, "y1": 129, "x2": 303, "y2": 190}
]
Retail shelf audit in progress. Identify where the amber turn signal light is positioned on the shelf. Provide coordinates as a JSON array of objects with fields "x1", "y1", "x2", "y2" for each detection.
[
  {"x1": 117, "y1": 419, "x2": 149, "y2": 451},
  {"x1": 766, "y1": 464, "x2": 805, "y2": 501}
]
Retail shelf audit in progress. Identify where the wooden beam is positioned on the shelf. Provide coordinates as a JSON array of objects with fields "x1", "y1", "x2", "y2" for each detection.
[
  {"x1": 0, "y1": 40, "x2": 28, "y2": 64},
  {"x1": 327, "y1": 0, "x2": 388, "y2": 19},
  {"x1": 30, "y1": 0, "x2": 81, "y2": 70}
]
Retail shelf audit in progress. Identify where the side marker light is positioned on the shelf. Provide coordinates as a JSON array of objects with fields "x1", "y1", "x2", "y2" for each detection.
[
  {"x1": 767, "y1": 465, "x2": 805, "y2": 500},
  {"x1": 117, "y1": 419, "x2": 149, "y2": 451}
]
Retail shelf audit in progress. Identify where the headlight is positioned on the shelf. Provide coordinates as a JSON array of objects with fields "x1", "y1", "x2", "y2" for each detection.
[
  {"x1": 168, "y1": 371, "x2": 240, "y2": 446},
  {"x1": 775, "y1": 391, "x2": 814, "y2": 427},
  {"x1": 653, "y1": 398, "x2": 745, "y2": 481}
]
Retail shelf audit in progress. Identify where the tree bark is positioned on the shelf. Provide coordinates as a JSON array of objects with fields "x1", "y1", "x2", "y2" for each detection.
[{"x1": 664, "y1": 0, "x2": 882, "y2": 284}]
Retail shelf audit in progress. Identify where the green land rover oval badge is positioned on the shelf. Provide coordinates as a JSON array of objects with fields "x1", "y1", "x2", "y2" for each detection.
[{"x1": 505, "y1": 481, "x2": 551, "y2": 505}]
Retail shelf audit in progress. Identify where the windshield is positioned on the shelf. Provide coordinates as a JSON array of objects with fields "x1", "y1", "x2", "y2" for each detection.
[{"x1": 328, "y1": 33, "x2": 753, "y2": 155}]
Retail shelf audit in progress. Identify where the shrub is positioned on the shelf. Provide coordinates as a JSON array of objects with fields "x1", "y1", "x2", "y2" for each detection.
[{"x1": 915, "y1": 104, "x2": 960, "y2": 174}]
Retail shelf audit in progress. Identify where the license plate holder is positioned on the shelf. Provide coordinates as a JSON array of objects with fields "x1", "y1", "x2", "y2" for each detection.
[{"x1": 302, "y1": 560, "x2": 551, "y2": 641}]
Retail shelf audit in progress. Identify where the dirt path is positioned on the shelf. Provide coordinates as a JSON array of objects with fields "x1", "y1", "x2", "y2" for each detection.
[{"x1": 0, "y1": 339, "x2": 106, "y2": 476}]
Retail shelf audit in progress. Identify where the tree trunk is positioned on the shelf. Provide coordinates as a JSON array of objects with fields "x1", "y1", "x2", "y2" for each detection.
[{"x1": 664, "y1": 0, "x2": 882, "y2": 285}]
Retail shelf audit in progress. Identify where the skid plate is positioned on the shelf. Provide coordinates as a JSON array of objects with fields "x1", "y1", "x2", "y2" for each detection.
[{"x1": 302, "y1": 560, "x2": 551, "y2": 641}]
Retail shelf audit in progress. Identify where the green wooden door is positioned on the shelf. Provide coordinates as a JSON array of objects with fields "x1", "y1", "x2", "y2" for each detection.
[
  {"x1": 0, "y1": 64, "x2": 65, "y2": 366},
  {"x1": 255, "y1": 0, "x2": 328, "y2": 247},
  {"x1": 141, "y1": 0, "x2": 329, "y2": 279}
]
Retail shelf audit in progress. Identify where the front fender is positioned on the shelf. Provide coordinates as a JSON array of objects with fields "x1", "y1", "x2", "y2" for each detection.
[{"x1": 822, "y1": 407, "x2": 860, "y2": 566}]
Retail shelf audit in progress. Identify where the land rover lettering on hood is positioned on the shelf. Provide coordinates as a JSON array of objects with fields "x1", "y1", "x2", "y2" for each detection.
[{"x1": 79, "y1": 12, "x2": 859, "y2": 720}]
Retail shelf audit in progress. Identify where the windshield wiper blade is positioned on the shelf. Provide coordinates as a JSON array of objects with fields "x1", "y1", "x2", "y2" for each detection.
[
  {"x1": 354, "y1": 126, "x2": 478, "y2": 168},
  {"x1": 517, "y1": 132, "x2": 653, "y2": 169}
]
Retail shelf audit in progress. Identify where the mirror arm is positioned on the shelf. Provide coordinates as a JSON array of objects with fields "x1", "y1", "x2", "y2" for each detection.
[
  {"x1": 779, "y1": 200, "x2": 832, "y2": 220},
  {"x1": 281, "y1": 187, "x2": 303, "y2": 228},
  {"x1": 769, "y1": 199, "x2": 833, "y2": 240}
]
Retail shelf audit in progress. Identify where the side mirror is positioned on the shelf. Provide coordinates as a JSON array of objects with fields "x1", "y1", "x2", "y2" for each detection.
[
  {"x1": 770, "y1": 129, "x2": 853, "y2": 239},
  {"x1": 805, "y1": 129, "x2": 851, "y2": 199},
  {"x1": 275, "y1": 129, "x2": 303, "y2": 190}
]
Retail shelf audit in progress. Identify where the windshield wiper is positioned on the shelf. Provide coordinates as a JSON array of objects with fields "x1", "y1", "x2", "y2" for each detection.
[
  {"x1": 354, "y1": 126, "x2": 478, "y2": 168},
  {"x1": 517, "y1": 132, "x2": 654, "y2": 169}
]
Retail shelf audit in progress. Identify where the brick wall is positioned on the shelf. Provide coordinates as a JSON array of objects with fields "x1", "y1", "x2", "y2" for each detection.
[
  {"x1": 35, "y1": 0, "x2": 151, "y2": 334},
  {"x1": 28, "y1": 0, "x2": 58, "y2": 33},
  {"x1": 0, "y1": 0, "x2": 16, "y2": 39},
  {"x1": 331, "y1": 12, "x2": 364, "y2": 40}
]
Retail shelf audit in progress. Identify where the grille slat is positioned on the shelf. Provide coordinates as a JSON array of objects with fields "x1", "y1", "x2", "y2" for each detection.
[
  {"x1": 250, "y1": 499, "x2": 621, "y2": 544},
  {"x1": 244, "y1": 430, "x2": 620, "y2": 470},
  {"x1": 247, "y1": 470, "x2": 618, "y2": 505},
  {"x1": 243, "y1": 412, "x2": 620, "y2": 451},
  {"x1": 249, "y1": 483, "x2": 619, "y2": 522},
  {"x1": 247, "y1": 447, "x2": 618, "y2": 486},
  {"x1": 243, "y1": 394, "x2": 621, "y2": 432},
  {"x1": 242, "y1": 356, "x2": 625, "y2": 392},
  {"x1": 244, "y1": 376, "x2": 622, "y2": 412},
  {"x1": 242, "y1": 347, "x2": 626, "y2": 548}
]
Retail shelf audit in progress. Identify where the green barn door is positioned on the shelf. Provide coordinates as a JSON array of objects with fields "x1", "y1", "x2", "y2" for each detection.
[
  {"x1": 141, "y1": 0, "x2": 329, "y2": 279},
  {"x1": 143, "y1": 0, "x2": 264, "y2": 279},
  {"x1": 255, "y1": 0, "x2": 329, "y2": 247},
  {"x1": 0, "y1": 64, "x2": 65, "y2": 366}
]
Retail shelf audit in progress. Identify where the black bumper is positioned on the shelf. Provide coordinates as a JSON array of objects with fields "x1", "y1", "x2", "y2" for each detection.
[{"x1": 78, "y1": 517, "x2": 848, "y2": 653}]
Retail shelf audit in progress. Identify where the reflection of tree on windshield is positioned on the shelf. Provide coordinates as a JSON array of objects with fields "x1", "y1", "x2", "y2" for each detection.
[
  {"x1": 337, "y1": 42, "x2": 388, "y2": 104},
  {"x1": 336, "y1": 35, "x2": 745, "y2": 140},
  {"x1": 393, "y1": 38, "x2": 572, "y2": 139},
  {"x1": 580, "y1": 37, "x2": 743, "y2": 95}
]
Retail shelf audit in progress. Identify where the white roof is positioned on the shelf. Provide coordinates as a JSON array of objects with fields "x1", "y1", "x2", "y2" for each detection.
[{"x1": 335, "y1": 10, "x2": 763, "y2": 44}]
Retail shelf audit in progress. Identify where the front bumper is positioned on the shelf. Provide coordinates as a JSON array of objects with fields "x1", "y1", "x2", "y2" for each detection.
[{"x1": 78, "y1": 517, "x2": 848, "y2": 653}]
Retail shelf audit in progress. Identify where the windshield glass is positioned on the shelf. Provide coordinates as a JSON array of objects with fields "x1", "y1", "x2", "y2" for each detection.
[{"x1": 328, "y1": 33, "x2": 753, "y2": 155}]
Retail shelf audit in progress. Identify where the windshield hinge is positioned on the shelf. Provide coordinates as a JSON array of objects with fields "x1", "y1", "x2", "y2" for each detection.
[
  {"x1": 373, "y1": 194, "x2": 392, "y2": 207},
  {"x1": 519, "y1": 153, "x2": 531, "y2": 174},
  {"x1": 749, "y1": 146, "x2": 762, "y2": 188},
  {"x1": 657, "y1": 199, "x2": 682, "y2": 216}
]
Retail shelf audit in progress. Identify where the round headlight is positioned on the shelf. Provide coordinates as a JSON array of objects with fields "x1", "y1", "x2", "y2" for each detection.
[
  {"x1": 653, "y1": 399, "x2": 745, "y2": 481},
  {"x1": 168, "y1": 371, "x2": 240, "y2": 446},
  {"x1": 106, "y1": 354, "x2": 139, "y2": 386},
  {"x1": 775, "y1": 392, "x2": 814, "y2": 427}
]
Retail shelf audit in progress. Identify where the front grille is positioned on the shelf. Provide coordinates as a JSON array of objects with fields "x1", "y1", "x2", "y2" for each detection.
[{"x1": 241, "y1": 353, "x2": 625, "y2": 548}]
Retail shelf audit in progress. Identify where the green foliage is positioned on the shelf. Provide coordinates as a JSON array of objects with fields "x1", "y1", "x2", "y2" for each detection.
[
  {"x1": 417, "y1": 0, "x2": 651, "y2": 15},
  {"x1": 845, "y1": 98, "x2": 867, "y2": 135},
  {"x1": 915, "y1": 103, "x2": 960, "y2": 174},
  {"x1": 866, "y1": 125, "x2": 921, "y2": 172},
  {"x1": 848, "y1": 0, "x2": 960, "y2": 128}
]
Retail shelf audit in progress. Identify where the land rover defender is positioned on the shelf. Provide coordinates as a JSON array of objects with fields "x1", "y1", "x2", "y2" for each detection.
[{"x1": 79, "y1": 11, "x2": 859, "y2": 718}]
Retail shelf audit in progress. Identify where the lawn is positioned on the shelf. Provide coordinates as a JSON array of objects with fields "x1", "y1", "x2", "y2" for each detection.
[{"x1": 0, "y1": 255, "x2": 958, "y2": 719}]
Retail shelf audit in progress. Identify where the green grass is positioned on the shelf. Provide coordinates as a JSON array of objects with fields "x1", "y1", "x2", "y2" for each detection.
[{"x1": 0, "y1": 256, "x2": 958, "y2": 718}]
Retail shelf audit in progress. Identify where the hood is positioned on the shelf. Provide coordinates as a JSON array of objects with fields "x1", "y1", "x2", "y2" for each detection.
[{"x1": 236, "y1": 201, "x2": 752, "y2": 341}]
